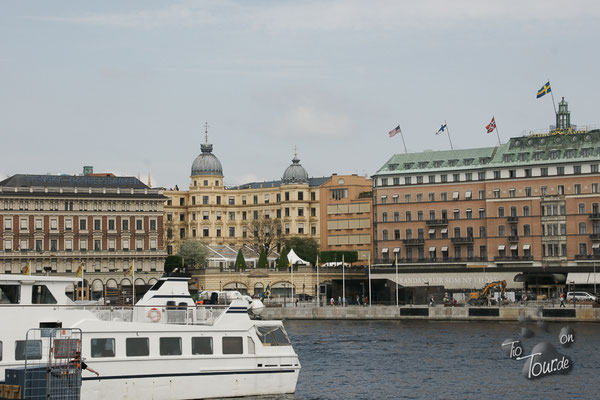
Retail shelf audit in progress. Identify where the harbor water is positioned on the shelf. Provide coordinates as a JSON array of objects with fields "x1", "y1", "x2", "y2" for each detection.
[{"x1": 278, "y1": 320, "x2": 600, "y2": 400}]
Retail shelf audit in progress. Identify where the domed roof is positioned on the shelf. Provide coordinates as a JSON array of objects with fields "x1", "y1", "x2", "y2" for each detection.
[
  {"x1": 282, "y1": 154, "x2": 308, "y2": 185},
  {"x1": 191, "y1": 143, "x2": 223, "y2": 176}
]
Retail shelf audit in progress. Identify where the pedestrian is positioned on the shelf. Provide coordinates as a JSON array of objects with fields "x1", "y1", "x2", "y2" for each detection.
[
  {"x1": 295, "y1": 298, "x2": 299, "y2": 307},
  {"x1": 338, "y1": 296, "x2": 341, "y2": 306},
  {"x1": 70, "y1": 351, "x2": 99, "y2": 376},
  {"x1": 356, "y1": 295, "x2": 360, "y2": 306},
  {"x1": 330, "y1": 297, "x2": 334, "y2": 306},
  {"x1": 365, "y1": 296, "x2": 369, "y2": 305}
]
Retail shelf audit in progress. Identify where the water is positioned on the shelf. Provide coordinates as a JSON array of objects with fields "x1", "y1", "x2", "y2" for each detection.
[{"x1": 283, "y1": 320, "x2": 600, "y2": 400}]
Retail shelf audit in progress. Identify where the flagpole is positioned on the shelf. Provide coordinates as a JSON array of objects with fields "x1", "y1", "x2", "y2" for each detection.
[
  {"x1": 399, "y1": 125, "x2": 408, "y2": 154},
  {"x1": 290, "y1": 259, "x2": 294, "y2": 305},
  {"x1": 132, "y1": 260, "x2": 136, "y2": 306},
  {"x1": 395, "y1": 253, "x2": 398, "y2": 307},
  {"x1": 445, "y1": 120, "x2": 454, "y2": 150},
  {"x1": 368, "y1": 253, "x2": 372, "y2": 307},
  {"x1": 316, "y1": 255, "x2": 320, "y2": 307},
  {"x1": 494, "y1": 117, "x2": 502, "y2": 145},
  {"x1": 81, "y1": 263, "x2": 84, "y2": 301},
  {"x1": 548, "y1": 79, "x2": 558, "y2": 116},
  {"x1": 342, "y1": 254, "x2": 345, "y2": 308}
]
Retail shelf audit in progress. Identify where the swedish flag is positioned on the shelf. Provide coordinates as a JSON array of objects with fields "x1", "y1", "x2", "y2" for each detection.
[{"x1": 536, "y1": 81, "x2": 551, "y2": 98}]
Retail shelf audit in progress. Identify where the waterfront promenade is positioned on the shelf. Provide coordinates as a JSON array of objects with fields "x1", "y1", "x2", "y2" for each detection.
[{"x1": 263, "y1": 304, "x2": 600, "y2": 322}]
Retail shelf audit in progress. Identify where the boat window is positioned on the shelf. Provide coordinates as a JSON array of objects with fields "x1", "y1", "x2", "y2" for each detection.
[
  {"x1": 15, "y1": 340, "x2": 42, "y2": 360},
  {"x1": 149, "y1": 280, "x2": 165, "y2": 291},
  {"x1": 247, "y1": 337, "x2": 255, "y2": 355},
  {"x1": 91, "y1": 338, "x2": 115, "y2": 358},
  {"x1": 256, "y1": 326, "x2": 292, "y2": 346},
  {"x1": 191, "y1": 337, "x2": 213, "y2": 355},
  {"x1": 222, "y1": 337, "x2": 243, "y2": 355},
  {"x1": 160, "y1": 337, "x2": 182, "y2": 356},
  {"x1": 0, "y1": 285, "x2": 20, "y2": 304},
  {"x1": 32, "y1": 285, "x2": 57, "y2": 304},
  {"x1": 126, "y1": 338, "x2": 149, "y2": 357}
]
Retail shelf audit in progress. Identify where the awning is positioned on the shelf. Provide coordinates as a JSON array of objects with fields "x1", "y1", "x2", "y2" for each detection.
[
  {"x1": 429, "y1": 246, "x2": 436, "y2": 252},
  {"x1": 593, "y1": 243, "x2": 600, "y2": 249},
  {"x1": 441, "y1": 246, "x2": 448, "y2": 251},
  {"x1": 567, "y1": 273, "x2": 600, "y2": 285},
  {"x1": 510, "y1": 244, "x2": 518, "y2": 250},
  {"x1": 381, "y1": 195, "x2": 387, "y2": 199},
  {"x1": 523, "y1": 244, "x2": 531, "y2": 250},
  {"x1": 465, "y1": 191, "x2": 472, "y2": 198},
  {"x1": 498, "y1": 245, "x2": 506, "y2": 251},
  {"x1": 382, "y1": 248, "x2": 389, "y2": 252},
  {"x1": 441, "y1": 228, "x2": 448, "y2": 234},
  {"x1": 453, "y1": 192, "x2": 459, "y2": 199},
  {"x1": 393, "y1": 248, "x2": 400, "y2": 253},
  {"x1": 428, "y1": 228, "x2": 435, "y2": 234},
  {"x1": 392, "y1": 194, "x2": 399, "y2": 198}
]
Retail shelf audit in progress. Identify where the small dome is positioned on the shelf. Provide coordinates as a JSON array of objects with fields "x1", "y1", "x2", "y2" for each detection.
[
  {"x1": 191, "y1": 143, "x2": 223, "y2": 176},
  {"x1": 282, "y1": 155, "x2": 308, "y2": 185}
]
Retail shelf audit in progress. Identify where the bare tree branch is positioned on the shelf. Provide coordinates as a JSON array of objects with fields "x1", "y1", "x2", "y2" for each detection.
[{"x1": 246, "y1": 217, "x2": 283, "y2": 256}]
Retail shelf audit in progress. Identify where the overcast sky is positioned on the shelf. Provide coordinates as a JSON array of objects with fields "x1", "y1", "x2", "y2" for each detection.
[{"x1": 1, "y1": 0, "x2": 599, "y2": 189}]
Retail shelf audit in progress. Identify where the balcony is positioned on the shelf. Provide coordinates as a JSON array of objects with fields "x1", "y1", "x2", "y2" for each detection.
[
  {"x1": 590, "y1": 233, "x2": 600, "y2": 241},
  {"x1": 574, "y1": 254, "x2": 600, "y2": 260},
  {"x1": 494, "y1": 255, "x2": 533, "y2": 262},
  {"x1": 589, "y1": 213, "x2": 600, "y2": 220},
  {"x1": 402, "y1": 238, "x2": 425, "y2": 246},
  {"x1": 508, "y1": 235, "x2": 519, "y2": 243},
  {"x1": 426, "y1": 219, "x2": 449, "y2": 226},
  {"x1": 507, "y1": 216, "x2": 519, "y2": 224},
  {"x1": 451, "y1": 236, "x2": 474, "y2": 244}
]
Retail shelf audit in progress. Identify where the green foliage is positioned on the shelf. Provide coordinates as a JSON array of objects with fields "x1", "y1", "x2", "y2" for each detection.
[
  {"x1": 234, "y1": 249, "x2": 247, "y2": 271},
  {"x1": 277, "y1": 246, "x2": 289, "y2": 269},
  {"x1": 164, "y1": 255, "x2": 183, "y2": 273},
  {"x1": 257, "y1": 248, "x2": 269, "y2": 268},
  {"x1": 177, "y1": 239, "x2": 209, "y2": 268},
  {"x1": 285, "y1": 237, "x2": 319, "y2": 266},
  {"x1": 319, "y1": 250, "x2": 359, "y2": 264}
]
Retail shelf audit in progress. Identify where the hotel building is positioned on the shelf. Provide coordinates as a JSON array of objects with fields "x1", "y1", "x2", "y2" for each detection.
[{"x1": 372, "y1": 99, "x2": 600, "y2": 290}]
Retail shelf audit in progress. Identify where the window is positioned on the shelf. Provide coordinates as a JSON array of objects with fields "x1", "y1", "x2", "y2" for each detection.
[
  {"x1": 523, "y1": 206, "x2": 530, "y2": 217},
  {"x1": 79, "y1": 219, "x2": 87, "y2": 230},
  {"x1": 579, "y1": 223, "x2": 587, "y2": 234},
  {"x1": 192, "y1": 337, "x2": 213, "y2": 355},
  {"x1": 557, "y1": 166, "x2": 565, "y2": 175},
  {"x1": 229, "y1": 197, "x2": 235, "y2": 205},
  {"x1": 122, "y1": 219, "x2": 129, "y2": 230},
  {"x1": 229, "y1": 227, "x2": 235, "y2": 237},
  {"x1": 382, "y1": 230, "x2": 389, "y2": 241},
  {"x1": 404, "y1": 194, "x2": 411, "y2": 203},
  {"x1": 466, "y1": 209, "x2": 472, "y2": 219},
  {"x1": 160, "y1": 337, "x2": 182, "y2": 356},
  {"x1": 440, "y1": 175, "x2": 447, "y2": 183},
  {"x1": 479, "y1": 208, "x2": 486, "y2": 218},
  {"x1": 404, "y1": 177, "x2": 412, "y2": 185},
  {"x1": 574, "y1": 165, "x2": 582, "y2": 174},
  {"x1": 509, "y1": 188, "x2": 516, "y2": 198},
  {"x1": 382, "y1": 212, "x2": 388, "y2": 222},
  {"x1": 558, "y1": 185, "x2": 565, "y2": 195},
  {"x1": 541, "y1": 167, "x2": 548, "y2": 177},
  {"x1": 593, "y1": 183, "x2": 599, "y2": 194},
  {"x1": 94, "y1": 240, "x2": 101, "y2": 251},
  {"x1": 429, "y1": 193, "x2": 435, "y2": 202},
  {"x1": 405, "y1": 212, "x2": 411, "y2": 222},
  {"x1": 15, "y1": 340, "x2": 42, "y2": 360},
  {"x1": 498, "y1": 225, "x2": 505, "y2": 237},
  {"x1": 429, "y1": 175, "x2": 436, "y2": 183},
  {"x1": 440, "y1": 192, "x2": 447, "y2": 201},
  {"x1": 493, "y1": 189, "x2": 500, "y2": 198},
  {"x1": 574, "y1": 184, "x2": 581, "y2": 194},
  {"x1": 525, "y1": 187, "x2": 532, "y2": 197},
  {"x1": 202, "y1": 196, "x2": 209, "y2": 205},
  {"x1": 256, "y1": 326, "x2": 292, "y2": 346},
  {"x1": 453, "y1": 209, "x2": 460, "y2": 219},
  {"x1": 579, "y1": 203, "x2": 586, "y2": 214},
  {"x1": 222, "y1": 337, "x2": 243, "y2": 354},
  {"x1": 91, "y1": 338, "x2": 115, "y2": 358},
  {"x1": 479, "y1": 226, "x2": 486, "y2": 238},
  {"x1": 497, "y1": 207, "x2": 504, "y2": 217},
  {"x1": 126, "y1": 338, "x2": 149, "y2": 357},
  {"x1": 417, "y1": 211, "x2": 424, "y2": 221},
  {"x1": 394, "y1": 229, "x2": 401, "y2": 240},
  {"x1": 523, "y1": 225, "x2": 531, "y2": 236}
]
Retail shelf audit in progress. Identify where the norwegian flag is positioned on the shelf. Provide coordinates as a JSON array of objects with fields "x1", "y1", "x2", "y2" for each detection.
[{"x1": 486, "y1": 117, "x2": 496, "y2": 133}]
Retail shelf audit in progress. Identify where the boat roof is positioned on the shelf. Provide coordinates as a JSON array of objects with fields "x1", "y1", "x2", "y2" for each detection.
[{"x1": 0, "y1": 274, "x2": 80, "y2": 284}]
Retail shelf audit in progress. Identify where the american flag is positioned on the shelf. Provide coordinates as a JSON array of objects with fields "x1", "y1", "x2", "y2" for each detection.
[
  {"x1": 486, "y1": 117, "x2": 496, "y2": 133},
  {"x1": 388, "y1": 125, "x2": 402, "y2": 137}
]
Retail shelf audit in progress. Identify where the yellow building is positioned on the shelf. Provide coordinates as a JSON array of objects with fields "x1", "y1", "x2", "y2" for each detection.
[{"x1": 164, "y1": 135, "x2": 328, "y2": 255}]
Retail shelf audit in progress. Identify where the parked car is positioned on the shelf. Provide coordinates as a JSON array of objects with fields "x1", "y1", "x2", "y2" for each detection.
[{"x1": 566, "y1": 292, "x2": 598, "y2": 302}]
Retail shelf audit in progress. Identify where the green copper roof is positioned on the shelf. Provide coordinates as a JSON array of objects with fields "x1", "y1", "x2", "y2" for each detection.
[{"x1": 375, "y1": 129, "x2": 600, "y2": 176}]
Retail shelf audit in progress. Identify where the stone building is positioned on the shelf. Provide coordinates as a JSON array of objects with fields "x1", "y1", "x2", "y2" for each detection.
[
  {"x1": 0, "y1": 170, "x2": 167, "y2": 301},
  {"x1": 372, "y1": 99, "x2": 600, "y2": 294},
  {"x1": 163, "y1": 133, "x2": 327, "y2": 256},
  {"x1": 319, "y1": 174, "x2": 373, "y2": 264}
]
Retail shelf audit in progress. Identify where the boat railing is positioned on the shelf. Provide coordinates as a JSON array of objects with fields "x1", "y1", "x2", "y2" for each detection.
[{"x1": 87, "y1": 305, "x2": 228, "y2": 325}]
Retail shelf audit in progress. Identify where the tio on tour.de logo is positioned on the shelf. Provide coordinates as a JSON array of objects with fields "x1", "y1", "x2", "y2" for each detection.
[{"x1": 502, "y1": 318, "x2": 575, "y2": 380}]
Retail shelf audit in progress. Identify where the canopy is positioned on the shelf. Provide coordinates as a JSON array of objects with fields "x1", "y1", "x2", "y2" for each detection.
[
  {"x1": 287, "y1": 249, "x2": 310, "y2": 266},
  {"x1": 567, "y1": 273, "x2": 600, "y2": 285}
]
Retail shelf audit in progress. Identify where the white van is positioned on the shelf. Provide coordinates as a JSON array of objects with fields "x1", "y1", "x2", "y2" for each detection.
[{"x1": 566, "y1": 291, "x2": 598, "y2": 302}]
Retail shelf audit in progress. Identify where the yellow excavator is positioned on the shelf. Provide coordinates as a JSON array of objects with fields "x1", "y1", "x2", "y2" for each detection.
[{"x1": 469, "y1": 280, "x2": 507, "y2": 306}]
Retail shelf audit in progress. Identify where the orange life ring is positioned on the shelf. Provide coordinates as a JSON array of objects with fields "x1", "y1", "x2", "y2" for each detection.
[{"x1": 147, "y1": 307, "x2": 161, "y2": 323}]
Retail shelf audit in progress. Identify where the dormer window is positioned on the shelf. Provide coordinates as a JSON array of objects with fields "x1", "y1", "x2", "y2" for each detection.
[
  {"x1": 463, "y1": 158, "x2": 473, "y2": 166},
  {"x1": 433, "y1": 161, "x2": 443, "y2": 168},
  {"x1": 448, "y1": 159, "x2": 458, "y2": 167}
]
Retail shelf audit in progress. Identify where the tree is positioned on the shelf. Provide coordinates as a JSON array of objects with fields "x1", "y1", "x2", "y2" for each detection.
[
  {"x1": 247, "y1": 217, "x2": 283, "y2": 256},
  {"x1": 285, "y1": 237, "x2": 319, "y2": 266},
  {"x1": 164, "y1": 255, "x2": 183, "y2": 274},
  {"x1": 257, "y1": 248, "x2": 269, "y2": 268},
  {"x1": 277, "y1": 246, "x2": 289, "y2": 269},
  {"x1": 320, "y1": 250, "x2": 359, "y2": 264},
  {"x1": 234, "y1": 249, "x2": 247, "y2": 271},
  {"x1": 177, "y1": 239, "x2": 209, "y2": 268}
]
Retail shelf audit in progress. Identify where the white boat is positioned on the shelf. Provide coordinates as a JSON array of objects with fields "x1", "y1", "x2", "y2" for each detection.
[{"x1": 0, "y1": 273, "x2": 300, "y2": 399}]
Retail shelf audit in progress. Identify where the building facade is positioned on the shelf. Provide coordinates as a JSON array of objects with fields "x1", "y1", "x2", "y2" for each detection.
[
  {"x1": 164, "y1": 137, "x2": 327, "y2": 257},
  {"x1": 319, "y1": 174, "x2": 373, "y2": 264},
  {"x1": 372, "y1": 100, "x2": 600, "y2": 285},
  {"x1": 0, "y1": 172, "x2": 167, "y2": 300}
]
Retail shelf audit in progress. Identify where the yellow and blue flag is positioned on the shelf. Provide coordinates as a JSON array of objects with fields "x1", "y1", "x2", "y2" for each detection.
[{"x1": 536, "y1": 81, "x2": 551, "y2": 98}]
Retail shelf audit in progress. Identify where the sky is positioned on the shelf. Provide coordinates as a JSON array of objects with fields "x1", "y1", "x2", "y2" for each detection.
[{"x1": 1, "y1": 0, "x2": 599, "y2": 189}]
